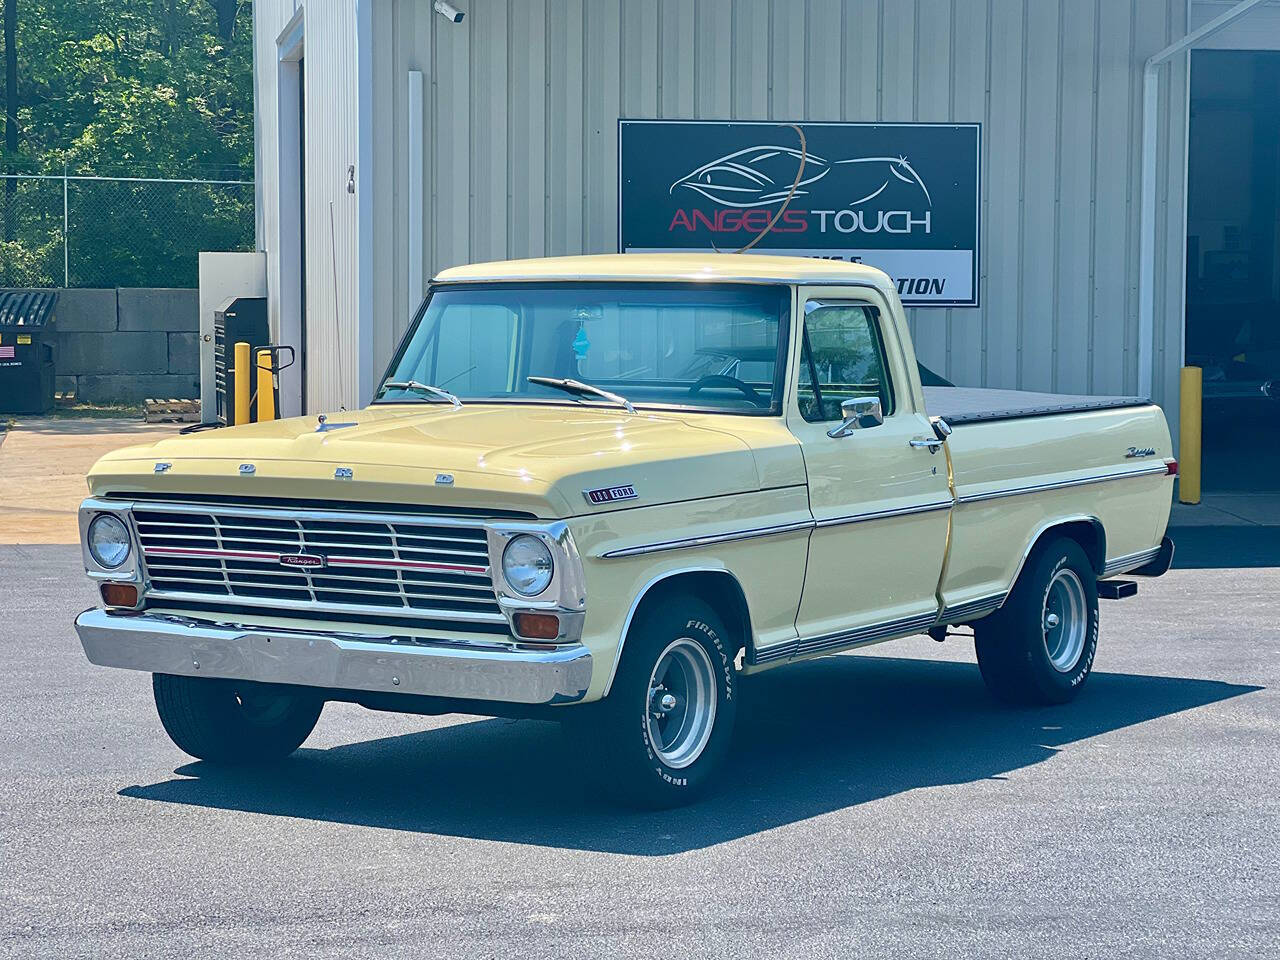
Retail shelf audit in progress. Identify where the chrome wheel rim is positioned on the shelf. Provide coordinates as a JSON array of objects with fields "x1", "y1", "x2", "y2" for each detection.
[
  {"x1": 646, "y1": 638, "x2": 717, "y2": 769},
  {"x1": 1043, "y1": 568, "x2": 1087, "y2": 672}
]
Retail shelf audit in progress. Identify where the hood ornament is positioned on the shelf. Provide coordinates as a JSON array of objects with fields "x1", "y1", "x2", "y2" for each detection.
[{"x1": 316, "y1": 414, "x2": 358, "y2": 433}]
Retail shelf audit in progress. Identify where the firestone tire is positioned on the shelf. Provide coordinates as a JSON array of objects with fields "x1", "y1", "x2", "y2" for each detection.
[
  {"x1": 566, "y1": 594, "x2": 739, "y2": 808},
  {"x1": 974, "y1": 537, "x2": 1099, "y2": 706},
  {"x1": 152, "y1": 674, "x2": 324, "y2": 764}
]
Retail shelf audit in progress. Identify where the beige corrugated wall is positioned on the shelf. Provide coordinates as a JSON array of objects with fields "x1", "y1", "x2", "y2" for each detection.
[
  {"x1": 367, "y1": 0, "x2": 1192, "y2": 421},
  {"x1": 254, "y1": 0, "x2": 1195, "y2": 420}
]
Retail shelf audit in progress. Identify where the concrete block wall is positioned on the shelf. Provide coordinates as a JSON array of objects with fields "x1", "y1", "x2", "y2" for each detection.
[{"x1": 43, "y1": 288, "x2": 201, "y2": 403}]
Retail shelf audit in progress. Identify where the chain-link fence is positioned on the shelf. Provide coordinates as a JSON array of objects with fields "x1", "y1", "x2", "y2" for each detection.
[{"x1": 0, "y1": 173, "x2": 255, "y2": 289}]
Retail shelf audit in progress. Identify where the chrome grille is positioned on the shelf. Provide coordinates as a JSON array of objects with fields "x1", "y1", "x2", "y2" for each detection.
[{"x1": 133, "y1": 505, "x2": 503, "y2": 626}]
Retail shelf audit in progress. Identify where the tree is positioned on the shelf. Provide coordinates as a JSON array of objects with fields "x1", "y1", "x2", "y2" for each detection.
[
  {"x1": 12, "y1": 0, "x2": 253, "y2": 177},
  {"x1": 0, "y1": 0, "x2": 254, "y2": 285},
  {"x1": 3, "y1": 0, "x2": 16, "y2": 241},
  {"x1": 205, "y1": 0, "x2": 237, "y2": 41}
]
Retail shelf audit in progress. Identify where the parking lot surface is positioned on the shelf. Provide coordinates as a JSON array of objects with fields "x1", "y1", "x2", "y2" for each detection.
[{"x1": 2, "y1": 543, "x2": 1277, "y2": 959}]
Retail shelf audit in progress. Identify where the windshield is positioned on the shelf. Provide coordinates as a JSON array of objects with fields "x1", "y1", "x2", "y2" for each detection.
[{"x1": 379, "y1": 282, "x2": 790, "y2": 415}]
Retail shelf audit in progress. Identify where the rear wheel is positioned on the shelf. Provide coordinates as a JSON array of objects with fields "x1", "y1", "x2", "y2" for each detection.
[
  {"x1": 566, "y1": 594, "x2": 739, "y2": 808},
  {"x1": 974, "y1": 537, "x2": 1099, "y2": 705},
  {"x1": 152, "y1": 674, "x2": 323, "y2": 764}
]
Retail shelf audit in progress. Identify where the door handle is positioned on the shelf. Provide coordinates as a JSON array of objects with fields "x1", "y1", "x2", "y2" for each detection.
[{"x1": 909, "y1": 437, "x2": 944, "y2": 452}]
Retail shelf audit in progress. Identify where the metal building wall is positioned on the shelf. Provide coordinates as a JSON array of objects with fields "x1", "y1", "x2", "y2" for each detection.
[
  {"x1": 255, "y1": 0, "x2": 368, "y2": 413},
  {"x1": 362, "y1": 0, "x2": 1192, "y2": 415}
]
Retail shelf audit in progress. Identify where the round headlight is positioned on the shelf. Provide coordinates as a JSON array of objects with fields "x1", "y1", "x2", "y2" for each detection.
[
  {"x1": 501, "y1": 534, "x2": 554, "y2": 597},
  {"x1": 88, "y1": 514, "x2": 131, "y2": 569}
]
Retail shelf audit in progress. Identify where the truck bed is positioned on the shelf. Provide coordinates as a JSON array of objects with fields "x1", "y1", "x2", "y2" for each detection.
[{"x1": 922, "y1": 386, "x2": 1150, "y2": 426}]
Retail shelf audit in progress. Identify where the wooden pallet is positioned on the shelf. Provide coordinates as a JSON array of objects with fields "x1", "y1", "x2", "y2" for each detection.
[{"x1": 143, "y1": 398, "x2": 201, "y2": 423}]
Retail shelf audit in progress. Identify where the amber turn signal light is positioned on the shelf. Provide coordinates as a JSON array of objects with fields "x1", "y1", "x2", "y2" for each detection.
[
  {"x1": 513, "y1": 611, "x2": 560, "y2": 641},
  {"x1": 100, "y1": 582, "x2": 139, "y2": 608}
]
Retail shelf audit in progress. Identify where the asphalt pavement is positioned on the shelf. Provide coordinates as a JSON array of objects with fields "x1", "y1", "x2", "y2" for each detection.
[{"x1": 1, "y1": 542, "x2": 1277, "y2": 959}]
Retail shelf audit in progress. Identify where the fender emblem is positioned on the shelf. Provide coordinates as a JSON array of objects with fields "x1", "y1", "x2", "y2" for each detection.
[
  {"x1": 1125, "y1": 446, "x2": 1156, "y2": 458},
  {"x1": 584, "y1": 483, "x2": 637, "y2": 505},
  {"x1": 279, "y1": 553, "x2": 326, "y2": 570}
]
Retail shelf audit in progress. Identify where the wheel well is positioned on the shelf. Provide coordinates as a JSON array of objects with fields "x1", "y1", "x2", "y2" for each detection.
[
  {"x1": 1030, "y1": 519, "x2": 1106, "y2": 576},
  {"x1": 632, "y1": 571, "x2": 753, "y2": 657}
]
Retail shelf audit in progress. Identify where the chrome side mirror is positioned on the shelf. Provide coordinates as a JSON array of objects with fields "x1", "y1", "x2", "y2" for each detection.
[
  {"x1": 931, "y1": 417, "x2": 953, "y2": 440},
  {"x1": 828, "y1": 396, "x2": 884, "y2": 438}
]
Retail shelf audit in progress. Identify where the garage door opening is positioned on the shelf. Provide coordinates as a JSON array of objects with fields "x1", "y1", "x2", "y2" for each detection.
[{"x1": 1186, "y1": 49, "x2": 1280, "y2": 492}]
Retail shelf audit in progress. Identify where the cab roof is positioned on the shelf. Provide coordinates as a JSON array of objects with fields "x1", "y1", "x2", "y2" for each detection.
[{"x1": 433, "y1": 253, "x2": 893, "y2": 288}]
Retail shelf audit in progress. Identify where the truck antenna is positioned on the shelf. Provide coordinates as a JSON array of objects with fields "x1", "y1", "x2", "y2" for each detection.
[{"x1": 329, "y1": 199, "x2": 348, "y2": 409}]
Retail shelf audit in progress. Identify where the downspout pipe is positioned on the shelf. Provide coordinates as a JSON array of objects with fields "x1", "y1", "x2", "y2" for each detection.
[{"x1": 1138, "y1": 0, "x2": 1267, "y2": 399}]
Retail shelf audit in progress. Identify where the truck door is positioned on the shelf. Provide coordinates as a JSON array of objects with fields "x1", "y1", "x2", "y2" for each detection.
[{"x1": 787, "y1": 293, "x2": 952, "y2": 657}]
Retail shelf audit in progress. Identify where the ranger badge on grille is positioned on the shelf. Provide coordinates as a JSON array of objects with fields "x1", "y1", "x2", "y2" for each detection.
[{"x1": 279, "y1": 553, "x2": 327, "y2": 570}]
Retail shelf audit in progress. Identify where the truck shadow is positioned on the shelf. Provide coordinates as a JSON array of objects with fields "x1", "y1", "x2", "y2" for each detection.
[
  {"x1": 120, "y1": 655, "x2": 1258, "y2": 855},
  {"x1": 1169, "y1": 525, "x2": 1280, "y2": 568}
]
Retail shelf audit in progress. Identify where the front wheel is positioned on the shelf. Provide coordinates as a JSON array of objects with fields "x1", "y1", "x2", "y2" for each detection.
[
  {"x1": 152, "y1": 674, "x2": 323, "y2": 764},
  {"x1": 566, "y1": 594, "x2": 739, "y2": 807},
  {"x1": 974, "y1": 537, "x2": 1100, "y2": 705}
]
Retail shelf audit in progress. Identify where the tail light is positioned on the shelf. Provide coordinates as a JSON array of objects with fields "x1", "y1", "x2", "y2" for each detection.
[{"x1": 1165, "y1": 459, "x2": 1178, "y2": 476}]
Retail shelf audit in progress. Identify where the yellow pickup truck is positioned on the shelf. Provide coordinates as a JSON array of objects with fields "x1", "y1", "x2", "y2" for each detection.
[{"x1": 74, "y1": 254, "x2": 1176, "y2": 806}]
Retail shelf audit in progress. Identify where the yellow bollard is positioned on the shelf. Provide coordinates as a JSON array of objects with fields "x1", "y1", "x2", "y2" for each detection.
[
  {"x1": 256, "y1": 349, "x2": 276, "y2": 422},
  {"x1": 1179, "y1": 365, "x2": 1202, "y2": 505},
  {"x1": 233, "y1": 341, "x2": 251, "y2": 426}
]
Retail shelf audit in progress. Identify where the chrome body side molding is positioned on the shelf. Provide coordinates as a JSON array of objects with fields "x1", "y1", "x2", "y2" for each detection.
[
  {"x1": 748, "y1": 610, "x2": 939, "y2": 666},
  {"x1": 939, "y1": 593, "x2": 1007, "y2": 624},
  {"x1": 814, "y1": 499, "x2": 954, "y2": 529},
  {"x1": 601, "y1": 464, "x2": 1162, "y2": 560},
  {"x1": 599, "y1": 519, "x2": 814, "y2": 560},
  {"x1": 1102, "y1": 545, "x2": 1164, "y2": 578},
  {"x1": 794, "y1": 611, "x2": 941, "y2": 659},
  {"x1": 600, "y1": 500, "x2": 953, "y2": 560},
  {"x1": 956, "y1": 463, "x2": 1168, "y2": 505}
]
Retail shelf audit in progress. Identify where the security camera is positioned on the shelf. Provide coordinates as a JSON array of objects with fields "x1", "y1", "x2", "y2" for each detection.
[{"x1": 433, "y1": 1, "x2": 464, "y2": 22}]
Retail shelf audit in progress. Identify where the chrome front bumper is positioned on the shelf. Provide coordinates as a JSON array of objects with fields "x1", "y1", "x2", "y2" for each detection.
[{"x1": 74, "y1": 608, "x2": 593, "y2": 705}]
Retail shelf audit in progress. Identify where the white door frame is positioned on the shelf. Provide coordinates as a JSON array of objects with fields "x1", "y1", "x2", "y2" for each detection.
[{"x1": 275, "y1": 9, "x2": 306, "y2": 417}]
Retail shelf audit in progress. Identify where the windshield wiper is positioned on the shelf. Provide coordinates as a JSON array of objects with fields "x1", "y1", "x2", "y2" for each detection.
[
  {"x1": 377, "y1": 380, "x2": 462, "y2": 408},
  {"x1": 527, "y1": 376, "x2": 636, "y2": 414}
]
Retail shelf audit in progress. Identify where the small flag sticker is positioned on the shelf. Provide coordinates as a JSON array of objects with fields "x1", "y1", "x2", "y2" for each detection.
[{"x1": 0, "y1": 346, "x2": 14, "y2": 359}]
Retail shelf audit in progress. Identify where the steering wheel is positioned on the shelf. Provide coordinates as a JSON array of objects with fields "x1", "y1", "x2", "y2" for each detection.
[{"x1": 688, "y1": 374, "x2": 768, "y2": 407}]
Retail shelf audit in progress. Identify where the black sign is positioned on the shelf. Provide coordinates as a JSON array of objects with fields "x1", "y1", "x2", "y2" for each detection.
[{"x1": 618, "y1": 120, "x2": 981, "y2": 307}]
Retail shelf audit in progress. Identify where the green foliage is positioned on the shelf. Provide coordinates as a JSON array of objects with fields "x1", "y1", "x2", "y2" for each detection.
[
  {"x1": 0, "y1": 0, "x2": 254, "y2": 287},
  {"x1": 4, "y1": 0, "x2": 253, "y2": 176}
]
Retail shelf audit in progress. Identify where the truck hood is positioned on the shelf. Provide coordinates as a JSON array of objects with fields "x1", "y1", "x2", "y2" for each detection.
[{"x1": 88, "y1": 404, "x2": 793, "y2": 517}]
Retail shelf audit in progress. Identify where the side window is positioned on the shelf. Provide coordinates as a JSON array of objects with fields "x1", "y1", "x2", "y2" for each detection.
[{"x1": 797, "y1": 303, "x2": 894, "y2": 423}]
